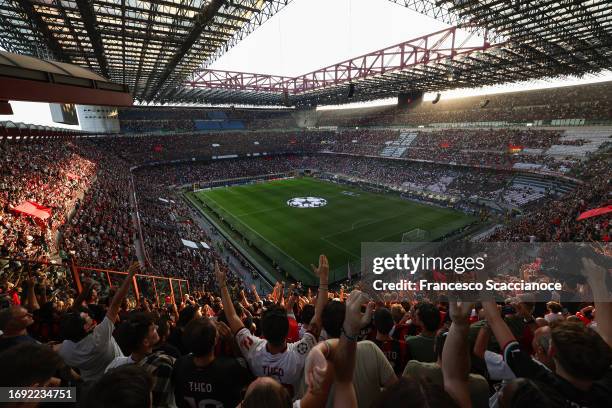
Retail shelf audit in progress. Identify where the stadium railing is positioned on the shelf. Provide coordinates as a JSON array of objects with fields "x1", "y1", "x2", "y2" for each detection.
[
  {"x1": 0, "y1": 257, "x2": 190, "y2": 308},
  {"x1": 74, "y1": 263, "x2": 190, "y2": 307}
]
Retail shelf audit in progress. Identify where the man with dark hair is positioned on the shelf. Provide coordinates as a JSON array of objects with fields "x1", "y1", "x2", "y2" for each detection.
[
  {"x1": 106, "y1": 312, "x2": 160, "y2": 370},
  {"x1": 56, "y1": 262, "x2": 140, "y2": 382},
  {"x1": 215, "y1": 256, "x2": 328, "y2": 391},
  {"x1": 83, "y1": 364, "x2": 153, "y2": 408},
  {"x1": 168, "y1": 304, "x2": 202, "y2": 355},
  {"x1": 0, "y1": 305, "x2": 38, "y2": 352},
  {"x1": 154, "y1": 315, "x2": 181, "y2": 359},
  {"x1": 372, "y1": 307, "x2": 409, "y2": 375},
  {"x1": 483, "y1": 300, "x2": 612, "y2": 407},
  {"x1": 322, "y1": 300, "x2": 345, "y2": 339},
  {"x1": 173, "y1": 317, "x2": 252, "y2": 408},
  {"x1": 260, "y1": 305, "x2": 290, "y2": 347},
  {"x1": 405, "y1": 302, "x2": 440, "y2": 363},
  {"x1": 105, "y1": 312, "x2": 175, "y2": 408},
  {"x1": 298, "y1": 304, "x2": 315, "y2": 339},
  {"x1": 0, "y1": 343, "x2": 63, "y2": 387}
]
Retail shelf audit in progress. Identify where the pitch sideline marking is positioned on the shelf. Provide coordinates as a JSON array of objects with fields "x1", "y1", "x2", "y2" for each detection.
[
  {"x1": 233, "y1": 205, "x2": 289, "y2": 218},
  {"x1": 202, "y1": 194, "x2": 310, "y2": 274}
]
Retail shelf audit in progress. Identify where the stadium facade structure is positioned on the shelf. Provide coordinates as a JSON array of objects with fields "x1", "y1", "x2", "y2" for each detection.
[
  {"x1": 1, "y1": 0, "x2": 611, "y2": 107},
  {"x1": 0, "y1": 0, "x2": 293, "y2": 102}
]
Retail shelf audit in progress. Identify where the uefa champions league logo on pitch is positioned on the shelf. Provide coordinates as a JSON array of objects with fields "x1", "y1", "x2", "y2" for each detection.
[{"x1": 287, "y1": 197, "x2": 327, "y2": 208}]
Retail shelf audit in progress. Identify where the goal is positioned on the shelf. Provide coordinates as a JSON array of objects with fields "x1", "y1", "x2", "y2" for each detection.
[{"x1": 401, "y1": 228, "x2": 429, "y2": 242}]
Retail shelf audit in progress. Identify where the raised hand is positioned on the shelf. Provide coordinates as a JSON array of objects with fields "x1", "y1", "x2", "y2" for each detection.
[
  {"x1": 343, "y1": 290, "x2": 373, "y2": 337},
  {"x1": 214, "y1": 261, "x2": 226, "y2": 287},
  {"x1": 581, "y1": 257, "x2": 608, "y2": 285},
  {"x1": 311, "y1": 254, "x2": 329, "y2": 281},
  {"x1": 448, "y1": 298, "x2": 473, "y2": 327}
]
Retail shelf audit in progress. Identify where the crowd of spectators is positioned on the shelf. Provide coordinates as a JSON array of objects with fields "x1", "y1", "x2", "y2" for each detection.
[
  {"x1": 118, "y1": 81, "x2": 612, "y2": 132},
  {"x1": 0, "y1": 142, "x2": 96, "y2": 261},
  {"x1": 410, "y1": 129, "x2": 561, "y2": 150},
  {"x1": 4, "y1": 133, "x2": 606, "y2": 277},
  {"x1": 76, "y1": 128, "x2": 595, "y2": 178},
  {"x1": 59, "y1": 143, "x2": 135, "y2": 271},
  {"x1": 1, "y1": 102, "x2": 611, "y2": 406},
  {"x1": 2, "y1": 126, "x2": 607, "y2": 282},
  {"x1": 489, "y1": 154, "x2": 611, "y2": 242},
  {"x1": 317, "y1": 81, "x2": 612, "y2": 127},
  {"x1": 89, "y1": 131, "x2": 327, "y2": 164},
  {"x1": 1, "y1": 251, "x2": 610, "y2": 407},
  {"x1": 119, "y1": 107, "x2": 297, "y2": 133}
]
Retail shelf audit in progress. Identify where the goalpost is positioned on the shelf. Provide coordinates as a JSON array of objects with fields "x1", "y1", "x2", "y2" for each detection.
[{"x1": 401, "y1": 228, "x2": 429, "y2": 242}]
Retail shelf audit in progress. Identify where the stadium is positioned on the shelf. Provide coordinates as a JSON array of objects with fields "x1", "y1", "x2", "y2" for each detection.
[{"x1": 0, "y1": 1, "x2": 611, "y2": 407}]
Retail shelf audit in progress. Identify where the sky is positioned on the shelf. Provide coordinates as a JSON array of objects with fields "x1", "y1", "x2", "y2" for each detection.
[
  {"x1": 210, "y1": 0, "x2": 452, "y2": 76},
  {"x1": 4, "y1": 0, "x2": 612, "y2": 124}
]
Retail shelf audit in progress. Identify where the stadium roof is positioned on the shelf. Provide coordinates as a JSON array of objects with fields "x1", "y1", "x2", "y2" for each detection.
[
  {"x1": 0, "y1": 0, "x2": 292, "y2": 101},
  {"x1": 176, "y1": 0, "x2": 612, "y2": 106},
  {"x1": 1, "y1": 0, "x2": 611, "y2": 106}
]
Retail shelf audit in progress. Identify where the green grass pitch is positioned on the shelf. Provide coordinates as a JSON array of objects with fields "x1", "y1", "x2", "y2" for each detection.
[{"x1": 190, "y1": 177, "x2": 476, "y2": 285}]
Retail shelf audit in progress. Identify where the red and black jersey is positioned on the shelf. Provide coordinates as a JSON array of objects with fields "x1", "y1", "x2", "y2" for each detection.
[
  {"x1": 373, "y1": 339, "x2": 410, "y2": 376},
  {"x1": 393, "y1": 323, "x2": 417, "y2": 341}
]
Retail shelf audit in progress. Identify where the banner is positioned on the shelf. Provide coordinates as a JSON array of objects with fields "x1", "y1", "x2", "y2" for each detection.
[
  {"x1": 181, "y1": 239, "x2": 210, "y2": 250},
  {"x1": 12, "y1": 201, "x2": 52, "y2": 220},
  {"x1": 577, "y1": 205, "x2": 612, "y2": 221}
]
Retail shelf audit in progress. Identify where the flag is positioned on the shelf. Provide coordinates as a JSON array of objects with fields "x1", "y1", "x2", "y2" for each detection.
[
  {"x1": 180, "y1": 239, "x2": 210, "y2": 250},
  {"x1": 12, "y1": 201, "x2": 52, "y2": 220},
  {"x1": 576, "y1": 205, "x2": 612, "y2": 221},
  {"x1": 508, "y1": 144, "x2": 523, "y2": 153}
]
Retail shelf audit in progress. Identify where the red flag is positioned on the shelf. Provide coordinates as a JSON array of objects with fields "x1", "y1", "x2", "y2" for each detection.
[
  {"x1": 577, "y1": 205, "x2": 612, "y2": 221},
  {"x1": 12, "y1": 201, "x2": 52, "y2": 220}
]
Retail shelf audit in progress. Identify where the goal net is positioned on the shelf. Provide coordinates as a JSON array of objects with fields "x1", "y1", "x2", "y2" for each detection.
[{"x1": 401, "y1": 228, "x2": 429, "y2": 242}]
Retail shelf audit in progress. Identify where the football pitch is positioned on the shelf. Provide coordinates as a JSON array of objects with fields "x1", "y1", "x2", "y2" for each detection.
[{"x1": 189, "y1": 177, "x2": 476, "y2": 285}]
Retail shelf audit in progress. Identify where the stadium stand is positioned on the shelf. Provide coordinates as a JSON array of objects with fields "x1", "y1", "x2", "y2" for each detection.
[
  {"x1": 316, "y1": 81, "x2": 612, "y2": 127},
  {"x1": 2, "y1": 1, "x2": 612, "y2": 406}
]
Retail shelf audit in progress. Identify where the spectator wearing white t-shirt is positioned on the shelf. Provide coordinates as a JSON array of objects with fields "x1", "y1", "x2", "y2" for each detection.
[
  {"x1": 56, "y1": 262, "x2": 141, "y2": 382},
  {"x1": 214, "y1": 256, "x2": 328, "y2": 392}
]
